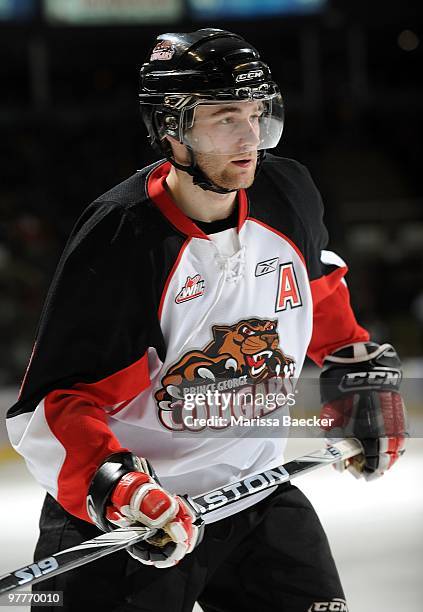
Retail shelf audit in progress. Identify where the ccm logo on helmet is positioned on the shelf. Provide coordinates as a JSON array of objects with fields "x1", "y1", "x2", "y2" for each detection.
[
  {"x1": 235, "y1": 70, "x2": 264, "y2": 82},
  {"x1": 308, "y1": 599, "x2": 348, "y2": 611}
]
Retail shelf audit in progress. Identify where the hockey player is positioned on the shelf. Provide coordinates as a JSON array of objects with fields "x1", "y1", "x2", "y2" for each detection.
[{"x1": 7, "y1": 29, "x2": 406, "y2": 612}]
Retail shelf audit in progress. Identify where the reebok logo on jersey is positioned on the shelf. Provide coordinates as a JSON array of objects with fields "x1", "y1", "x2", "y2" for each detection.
[
  {"x1": 175, "y1": 274, "x2": 205, "y2": 304},
  {"x1": 255, "y1": 257, "x2": 278, "y2": 276}
]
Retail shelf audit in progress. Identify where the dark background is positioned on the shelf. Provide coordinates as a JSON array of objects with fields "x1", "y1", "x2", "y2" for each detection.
[{"x1": 1, "y1": 0, "x2": 422, "y2": 385}]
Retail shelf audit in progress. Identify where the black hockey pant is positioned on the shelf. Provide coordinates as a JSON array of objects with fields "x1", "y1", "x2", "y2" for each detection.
[{"x1": 32, "y1": 483, "x2": 347, "y2": 612}]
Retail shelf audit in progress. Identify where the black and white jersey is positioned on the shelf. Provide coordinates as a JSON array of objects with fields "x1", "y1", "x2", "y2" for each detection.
[{"x1": 6, "y1": 155, "x2": 369, "y2": 524}]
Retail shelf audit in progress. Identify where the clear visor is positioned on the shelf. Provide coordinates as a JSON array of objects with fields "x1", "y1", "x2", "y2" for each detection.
[{"x1": 182, "y1": 95, "x2": 284, "y2": 156}]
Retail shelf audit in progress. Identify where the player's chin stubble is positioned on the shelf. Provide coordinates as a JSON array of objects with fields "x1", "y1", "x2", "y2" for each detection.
[{"x1": 196, "y1": 154, "x2": 257, "y2": 190}]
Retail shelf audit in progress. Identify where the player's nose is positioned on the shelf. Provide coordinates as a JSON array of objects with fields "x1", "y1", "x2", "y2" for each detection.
[{"x1": 237, "y1": 120, "x2": 260, "y2": 148}]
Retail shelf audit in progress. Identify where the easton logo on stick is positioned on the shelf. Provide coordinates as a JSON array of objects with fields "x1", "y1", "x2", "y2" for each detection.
[{"x1": 194, "y1": 465, "x2": 290, "y2": 512}]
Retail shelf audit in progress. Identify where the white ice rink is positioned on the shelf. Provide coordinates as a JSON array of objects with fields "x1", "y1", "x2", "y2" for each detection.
[{"x1": 0, "y1": 389, "x2": 422, "y2": 611}]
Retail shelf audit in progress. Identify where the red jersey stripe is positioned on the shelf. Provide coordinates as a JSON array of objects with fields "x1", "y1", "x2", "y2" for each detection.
[
  {"x1": 308, "y1": 276, "x2": 369, "y2": 366},
  {"x1": 44, "y1": 352, "x2": 150, "y2": 521}
]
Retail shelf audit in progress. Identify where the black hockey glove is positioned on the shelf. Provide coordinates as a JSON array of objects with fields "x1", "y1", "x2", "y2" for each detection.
[{"x1": 319, "y1": 342, "x2": 407, "y2": 480}]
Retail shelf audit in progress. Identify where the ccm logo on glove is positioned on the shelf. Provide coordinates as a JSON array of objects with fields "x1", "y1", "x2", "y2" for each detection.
[
  {"x1": 340, "y1": 369, "x2": 401, "y2": 389},
  {"x1": 320, "y1": 342, "x2": 407, "y2": 480}
]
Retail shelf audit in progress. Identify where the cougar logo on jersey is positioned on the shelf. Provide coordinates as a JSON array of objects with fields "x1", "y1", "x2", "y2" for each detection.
[
  {"x1": 155, "y1": 318, "x2": 296, "y2": 430},
  {"x1": 157, "y1": 318, "x2": 294, "y2": 389},
  {"x1": 175, "y1": 274, "x2": 205, "y2": 303},
  {"x1": 150, "y1": 40, "x2": 175, "y2": 61},
  {"x1": 308, "y1": 599, "x2": 348, "y2": 611}
]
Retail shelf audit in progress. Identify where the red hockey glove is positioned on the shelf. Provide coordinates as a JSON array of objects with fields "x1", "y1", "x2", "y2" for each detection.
[
  {"x1": 320, "y1": 342, "x2": 407, "y2": 480},
  {"x1": 105, "y1": 458, "x2": 204, "y2": 568}
]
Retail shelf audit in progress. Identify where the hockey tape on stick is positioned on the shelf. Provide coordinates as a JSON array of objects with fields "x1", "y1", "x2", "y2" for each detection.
[{"x1": 0, "y1": 438, "x2": 362, "y2": 594}]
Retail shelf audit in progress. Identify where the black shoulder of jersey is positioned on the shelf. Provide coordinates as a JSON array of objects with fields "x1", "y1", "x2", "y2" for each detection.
[
  {"x1": 248, "y1": 153, "x2": 328, "y2": 279},
  {"x1": 76, "y1": 160, "x2": 177, "y2": 250},
  {"x1": 9, "y1": 161, "x2": 178, "y2": 418},
  {"x1": 93, "y1": 160, "x2": 162, "y2": 208}
]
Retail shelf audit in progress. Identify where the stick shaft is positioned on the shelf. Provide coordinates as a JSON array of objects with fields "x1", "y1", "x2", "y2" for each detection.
[
  {"x1": 193, "y1": 438, "x2": 361, "y2": 514},
  {"x1": 0, "y1": 438, "x2": 362, "y2": 594}
]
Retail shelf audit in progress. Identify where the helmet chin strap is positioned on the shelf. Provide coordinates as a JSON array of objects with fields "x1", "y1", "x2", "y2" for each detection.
[
  {"x1": 167, "y1": 146, "x2": 266, "y2": 195},
  {"x1": 168, "y1": 147, "x2": 237, "y2": 194}
]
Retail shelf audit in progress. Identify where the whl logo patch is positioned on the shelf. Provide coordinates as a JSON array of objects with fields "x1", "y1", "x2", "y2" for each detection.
[{"x1": 175, "y1": 274, "x2": 205, "y2": 304}]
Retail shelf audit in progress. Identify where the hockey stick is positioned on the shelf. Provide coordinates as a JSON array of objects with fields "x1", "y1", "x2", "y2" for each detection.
[{"x1": 0, "y1": 438, "x2": 362, "y2": 595}]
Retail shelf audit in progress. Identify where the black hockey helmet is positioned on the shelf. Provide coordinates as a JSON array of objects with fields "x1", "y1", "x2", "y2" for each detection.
[{"x1": 139, "y1": 28, "x2": 284, "y2": 193}]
